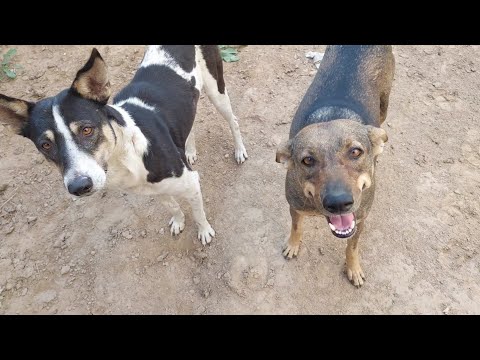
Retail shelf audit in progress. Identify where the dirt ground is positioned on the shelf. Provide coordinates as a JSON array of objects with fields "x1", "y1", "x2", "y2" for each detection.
[{"x1": 0, "y1": 45, "x2": 479, "y2": 315}]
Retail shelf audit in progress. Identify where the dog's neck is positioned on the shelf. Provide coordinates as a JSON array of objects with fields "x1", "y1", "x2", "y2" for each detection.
[
  {"x1": 308, "y1": 105, "x2": 364, "y2": 124},
  {"x1": 103, "y1": 104, "x2": 150, "y2": 188}
]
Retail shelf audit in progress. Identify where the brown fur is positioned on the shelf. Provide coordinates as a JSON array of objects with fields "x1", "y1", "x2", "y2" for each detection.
[{"x1": 276, "y1": 45, "x2": 395, "y2": 287}]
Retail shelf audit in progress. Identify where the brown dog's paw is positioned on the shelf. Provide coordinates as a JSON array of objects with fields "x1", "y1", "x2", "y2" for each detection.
[
  {"x1": 346, "y1": 264, "x2": 366, "y2": 288},
  {"x1": 282, "y1": 244, "x2": 300, "y2": 259}
]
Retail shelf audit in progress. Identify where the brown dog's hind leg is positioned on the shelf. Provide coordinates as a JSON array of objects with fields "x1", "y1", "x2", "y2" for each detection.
[
  {"x1": 345, "y1": 221, "x2": 366, "y2": 287},
  {"x1": 283, "y1": 208, "x2": 305, "y2": 259}
]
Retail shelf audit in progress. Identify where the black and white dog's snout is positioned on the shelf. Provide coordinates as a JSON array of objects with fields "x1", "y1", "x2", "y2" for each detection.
[{"x1": 67, "y1": 176, "x2": 93, "y2": 196}]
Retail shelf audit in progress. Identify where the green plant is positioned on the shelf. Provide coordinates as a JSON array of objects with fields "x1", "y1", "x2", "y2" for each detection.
[
  {"x1": 219, "y1": 45, "x2": 239, "y2": 63},
  {"x1": 1, "y1": 48, "x2": 20, "y2": 79}
]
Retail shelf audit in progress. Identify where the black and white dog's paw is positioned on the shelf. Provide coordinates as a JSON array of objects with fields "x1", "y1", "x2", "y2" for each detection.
[
  {"x1": 186, "y1": 151, "x2": 198, "y2": 166},
  {"x1": 197, "y1": 223, "x2": 215, "y2": 245},
  {"x1": 169, "y1": 216, "x2": 185, "y2": 236},
  {"x1": 235, "y1": 144, "x2": 248, "y2": 164}
]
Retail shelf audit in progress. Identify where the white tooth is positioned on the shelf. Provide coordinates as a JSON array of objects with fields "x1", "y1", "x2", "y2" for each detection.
[
  {"x1": 351, "y1": 220, "x2": 356, "y2": 229},
  {"x1": 329, "y1": 223, "x2": 336, "y2": 231}
]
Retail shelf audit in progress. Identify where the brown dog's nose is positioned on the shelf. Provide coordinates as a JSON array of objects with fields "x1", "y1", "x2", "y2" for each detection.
[{"x1": 323, "y1": 192, "x2": 354, "y2": 213}]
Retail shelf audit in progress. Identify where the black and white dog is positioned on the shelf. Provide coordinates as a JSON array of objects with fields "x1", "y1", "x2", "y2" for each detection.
[{"x1": 0, "y1": 45, "x2": 248, "y2": 245}]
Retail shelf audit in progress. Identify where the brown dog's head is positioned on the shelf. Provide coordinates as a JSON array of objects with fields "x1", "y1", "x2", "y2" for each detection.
[{"x1": 276, "y1": 119, "x2": 387, "y2": 238}]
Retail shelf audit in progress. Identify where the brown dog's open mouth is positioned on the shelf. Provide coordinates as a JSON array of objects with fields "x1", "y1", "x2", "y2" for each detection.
[{"x1": 327, "y1": 213, "x2": 356, "y2": 238}]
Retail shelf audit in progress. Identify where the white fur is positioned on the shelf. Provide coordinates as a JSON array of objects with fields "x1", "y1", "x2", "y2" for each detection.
[
  {"x1": 104, "y1": 105, "x2": 150, "y2": 189},
  {"x1": 185, "y1": 131, "x2": 197, "y2": 165},
  {"x1": 115, "y1": 97, "x2": 155, "y2": 112},
  {"x1": 141, "y1": 46, "x2": 197, "y2": 85},
  {"x1": 52, "y1": 106, "x2": 106, "y2": 191}
]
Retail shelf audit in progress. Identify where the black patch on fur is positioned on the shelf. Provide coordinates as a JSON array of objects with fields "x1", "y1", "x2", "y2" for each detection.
[
  {"x1": 290, "y1": 45, "x2": 378, "y2": 138},
  {"x1": 114, "y1": 63, "x2": 198, "y2": 183},
  {"x1": 160, "y1": 46, "x2": 195, "y2": 73},
  {"x1": 104, "y1": 105, "x2": 126, "y2": 126},
  {"x1": 200, "y1": 45, "x2": 225, "y2": 94}
]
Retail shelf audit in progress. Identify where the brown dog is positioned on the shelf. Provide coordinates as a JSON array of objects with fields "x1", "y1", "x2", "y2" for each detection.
[{"x1": 276, "y1": 45, "x2": 395, "y2": 287}]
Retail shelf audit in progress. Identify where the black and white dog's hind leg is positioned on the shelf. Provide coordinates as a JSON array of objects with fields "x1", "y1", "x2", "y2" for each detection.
[{"x1": 186, "y1": 46, "x2": 248, "y2": 165}]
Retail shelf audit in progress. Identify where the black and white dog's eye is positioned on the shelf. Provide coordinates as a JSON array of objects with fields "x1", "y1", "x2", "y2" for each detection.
[
  {"x1": 41, "y1": 142, "x2": 52, "y2": 151},
  {"x1": 82, "y1": 126, "x2": 94, "y2": 137},
  {"x1": 302, "y1": 156, "x2": 315, "y2": 166}
]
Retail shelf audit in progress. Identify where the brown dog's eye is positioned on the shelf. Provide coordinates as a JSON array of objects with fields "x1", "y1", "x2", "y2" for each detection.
[
  {"x1": 41, "y1": 142, "x2": 52, "y2": 151},
  {"x1": 350, "y1": 148, "x2": 363, "y2": 158},
  {"x1": 82, "y1": 126, "x2": 94, "y2": 137},
  {"x1": 302, "y1": 156, "x2": 315, "y2": 166}
]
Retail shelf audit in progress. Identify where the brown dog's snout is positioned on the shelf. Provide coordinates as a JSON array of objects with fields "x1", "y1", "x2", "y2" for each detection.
[{"x1": 322, "y1": 182, "x2": 354, "y2": 214}]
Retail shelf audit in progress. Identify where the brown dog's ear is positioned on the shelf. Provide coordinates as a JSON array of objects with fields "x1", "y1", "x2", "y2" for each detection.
[
  {"x1": 367, "y1": 126, "x2": 388, "y2": 156},
  {"x1": 0, "y1": 94, "x2": 35, "y2": 135},
  {"x1": 276, "y1": 139, "x2": 293, "y2": 168},
  {"x1": 71, "y1": 48, "x2": 111, "y2": 104}
]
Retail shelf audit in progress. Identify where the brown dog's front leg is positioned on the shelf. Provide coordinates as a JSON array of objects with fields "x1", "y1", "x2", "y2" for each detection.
[
  {"x1": 345, "y1": 221, "x2": 366, "y2": 287},
  {"x1": 283, "y1": 207, "x2": 305, "y2": 259}
]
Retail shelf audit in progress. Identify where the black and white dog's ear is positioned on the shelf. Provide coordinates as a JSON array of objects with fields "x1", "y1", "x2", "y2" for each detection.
[
  {"x1": 71, "y1": 48, "x2": 111, "y2": 104},
  {"x1": 0, "y1": 93, "x2": 35, "y2": 136}
]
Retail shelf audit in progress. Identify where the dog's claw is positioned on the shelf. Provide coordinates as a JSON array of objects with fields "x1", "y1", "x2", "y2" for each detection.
[
  {"x1": 282, "y1": 244, "x2": 300, "y2": 259},
  {"x1": 235, "y1": 145, "x2": 248, "y2": 164},
  {"x1": 197, "y1": 224, "x2": 215, "y2": 245},
  {"x1": 186, "y1": 152, "x2": 198, "y2": 166},
  {"x1": 346, "y1": 264, "x2": 366, "y2": 287},
  {"x1": 169, "y1": 216, "x2": 185, "y2": 236}
]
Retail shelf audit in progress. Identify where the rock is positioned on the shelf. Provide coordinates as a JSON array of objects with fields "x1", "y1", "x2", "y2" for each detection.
[
  {"x1": 266, "y1": 278, "x2": 275, "y2": 287},
  {"x1": 305, "y1": 51, "x2": 324, "y2": 68},
  {"x1": 202, "y1": 289, "x2": 210, "y2": 298},
  {"x1": 27, "y1": 216, "x2": 37, "y2": 224},
  {"x1": 60, "y1": 265, "x2": 70, "y2": 275},
  {"x1": 140, "y1": 230, "x2": 147, "y2": 238},
  {"x1": 21, "y1": 288, "x2": 28, "y2": 296},
  {"x1": 156, "y1": 252, "x2": 169, "y2": 262},
  {"x1": 194, "y1": 306, "x2": 206, "y2": 315},
  {"x1": 34, "y1": 290, "x2": 57, "y2": 304},
  {"x1": 318, "y1": 247, "x2": 324, "y2": 256},
  {"x1": 224, "y1": 154, "x2": 229, "y2": 158},
  {"x1": 91, "y1": 251, "x2": 96, "y2": 256},
  {"x1": 443, "y1": 306, "x2": 450, "y2": 315},
  {"x1": 5, "y1": 225, "x2": 15, "y2": 235},
  {"x1": 159, "y1": 228, "x2": 165, "y2": 235},
  {"x1": 0, "y1": 183, "x2": 8, "y2": 194},
  {"x1": 122, "y1": 231, "x2": 133, "y2": 240},
  {"x1": 193, "y1": 276, "x2": 200, "y2": 285},
  {"x1": 453, "y1": 190, "x2": 461, "y2": 195}
]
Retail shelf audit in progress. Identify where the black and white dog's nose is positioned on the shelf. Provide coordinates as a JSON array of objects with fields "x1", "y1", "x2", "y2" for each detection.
[{"x1": 68, "y1": 176, "x2": 93, "y2": 196}]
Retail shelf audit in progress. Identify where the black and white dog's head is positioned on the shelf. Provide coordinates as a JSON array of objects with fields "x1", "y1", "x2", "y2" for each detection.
[{"x1": 0, "y1": 49, "x2": 122, "y2": 197}]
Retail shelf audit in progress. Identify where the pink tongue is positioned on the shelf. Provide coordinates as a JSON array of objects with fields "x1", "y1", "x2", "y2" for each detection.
[{"x1": 329, "y1": 214, "x2": 354, "y2": 231}]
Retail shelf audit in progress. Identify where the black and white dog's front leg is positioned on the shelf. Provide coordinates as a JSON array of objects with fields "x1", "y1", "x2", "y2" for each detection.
[
  {"x1": 183, "y1": 171, "x2": 215, "y2": 245},
  {"x1": 160, "y1": 196, "x2": 186, "y2": 236},
  {"x1": 158, "y1": 168, "x2": 215, "y2": 245}
]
